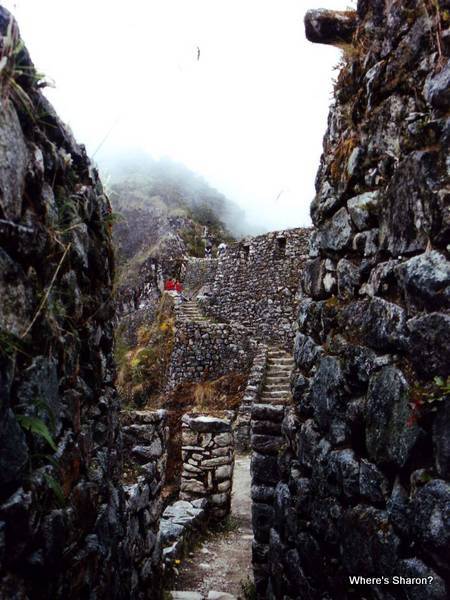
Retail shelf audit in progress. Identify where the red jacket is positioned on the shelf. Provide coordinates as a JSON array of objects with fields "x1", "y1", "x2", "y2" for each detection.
[
  {"x1": 165, "y1": 279, "x2": 175, "y2": 291},
  {"x1": 175, "y1": 282, "x2": 183, "y2": 293}
]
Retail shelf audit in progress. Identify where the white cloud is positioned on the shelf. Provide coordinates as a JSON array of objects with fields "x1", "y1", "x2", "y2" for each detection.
[{"x1": 4, "y1": 0, "x2": 353, "y2": 232}]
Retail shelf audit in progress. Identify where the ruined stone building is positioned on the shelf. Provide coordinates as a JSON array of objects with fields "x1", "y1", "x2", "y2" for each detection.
[{"x1": 0, "y1": 1, "x2": 449, "y2": 599}]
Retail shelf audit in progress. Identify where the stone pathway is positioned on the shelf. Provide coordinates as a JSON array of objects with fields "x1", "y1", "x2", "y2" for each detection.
[
  {"x1": 261, "y1": 347, "x2": 294, "y2": 406},
  {"x1": 176, "y1": 300, "x2": 209, "y2": 323},
  {"x1": 168, "y1": 455, "x2": 253, "y2": 600}
]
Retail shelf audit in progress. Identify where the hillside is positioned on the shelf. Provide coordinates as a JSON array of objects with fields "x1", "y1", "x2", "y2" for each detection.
[{"x1": 101, "y1": 153, "x2": 241, "y2": 284}]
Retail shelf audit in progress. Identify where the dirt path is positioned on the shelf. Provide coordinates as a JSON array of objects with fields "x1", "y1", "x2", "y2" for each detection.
[{"x1": 172, "y1": 454, "x2": 253, "y2": 598}]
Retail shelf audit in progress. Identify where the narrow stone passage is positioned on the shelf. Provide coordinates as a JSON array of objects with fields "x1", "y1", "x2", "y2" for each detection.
[{"x1": 170, "y1": 454, "x2": 253, "y2": 599}]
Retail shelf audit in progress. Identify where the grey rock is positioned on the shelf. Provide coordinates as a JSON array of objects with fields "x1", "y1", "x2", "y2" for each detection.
[
  {"x1": 0, "y1": 102, "x2": 28, "y2": 220},
  {"x1": 366, "y1": 367, "x2": 419, "y2": 467},
  {"x1": 252, "y1": 502, "x2": 275, "y2": 543},
  {"x1": 337, "y1": 258, "x2": 361, "y2": 299},
  {"x1": 412, "y1": 479, "x2": 450, "y2": 570},
  {"x1": 353, "y1": 228, "x2": 379, "y2": 256},
  {"x1": 132, "y1": 439, "x2": 162, "y2": 462},
  {"x1": 397, "y1": 251, "x2": 450, "y2": 312},
  {"x1": 319, "y1": 207, "x2": 353, "y2": 252},
  {"x1": 357, "y1": 297, "x2": 407, "y2": 351},
  {"x1": 341, "y1": 506, "x2": 400, "y2": 575},
  {"x1": 297, "y1": 419, "x2": 320, "y2": 469},
  {"x1": 387, "y1": 478, "x2": 411, "y2": 537},
  {"x1": 0, "y1": 409, "x2": 29, "y2": 485},
  {"x1": 324, "y1": 448, "x2": 360, "y2": 499},
  {"x1": 170, "y1": 591, "x2": 203, "y2": 600},
  {"x1": 310, "y1": 356, "x2": 347, "y2": 430},
  {"x1": 433, "y1": 400, "x2": 450, "y2": 479},
  {"x1": 304, "y1": 8, "x2": 357, "y2": 46},
  {"x1": 293, "y1": 333, "x2": 323, "y2": 372},
  {"x1": 251, "y1": 485, "x2": 275, "y2": 503},
  {"x1": 251, "y1": 404, "x2": 285, "y2": 423},
  {"x1": 424, "y1": 59, "x2": 450, "y2": 110},
  {"x1": 251, "y1": 452, "x2": 280, "y2": 485},
  {"x1": 214, "y1": 432, "x2": 233, "y2": 447},
  {"x1": 359, "y1": 459, "x2": 388, "y2": 503},
  {"x1": 180, "y1": 479, "x2": 206, "y2": 494},
  {"x1": 215, "y1": 465, "x2": 232, "y2": 480},
  {"x1": 407, "y1": 313, "x2": 450, "y2": 377},
  {"x1": 0, "y1": 248, "x2": 32, "y2": 337},
  {"x1": 184, "y1": 415, "x2": 231, "y2": 433},
  {"x1": 252, "y1": 434, "x2": 284, "y2": 455},
  {"x1": 397, "y1": 558, "x2": 448, "y2": 600},
  {"x1": 380, "y1": 151, "x2": 441, "y2": 255},
  {"x1": 347, "y1": 191, "x2": 380, "y2": 231},
  {"x1": 302, "y1": 258, "x2": 327, "y2": 299}
]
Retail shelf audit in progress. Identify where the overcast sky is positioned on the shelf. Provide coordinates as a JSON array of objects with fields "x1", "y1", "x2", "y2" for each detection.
[{"x1": 4, "y1": 0, "x2": 353, "y2": 232}]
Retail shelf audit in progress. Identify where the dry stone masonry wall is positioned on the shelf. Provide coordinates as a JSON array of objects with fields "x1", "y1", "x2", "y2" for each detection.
[
  {"x1": 0, "y1": 9, "x2": 167, "y2": 599},
  {"x1": 166, "y1": 305, "x2": 256, "y2": 390},
  {"x1": 264, "y1": 2, "x2": 450, "y2": 599},
  {"x1": 235, "y1": 345, "x2": 268, "y2": 452},
  {"x1": 199, "y1": 229, "x2": 310, "y2": 352},
  {"x1": 120, "y1": 409, "x2": 169, "y2": 594},
  {"x1": 180, "y1": 414, "x2": 235, "y2": 520}
]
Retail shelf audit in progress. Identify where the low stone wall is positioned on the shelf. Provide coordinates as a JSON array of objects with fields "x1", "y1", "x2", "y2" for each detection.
[
  {"x1": 160, "y1": 498, "x2": 208, "y2": 574},
  {"x1": 180, "y1": 414, "x2": 235, "y2": 520},
  {"x1": 250, "y1": 403, "x2": 289, "y2": 597},
  {"x1": 201, "y1": 229, "x2": 310, "y2": 352},
  {"x1": 235, "y1": 345, "x2": 268, "y2": 453},
  {"x1": 166, "y1": 320, "x2": 256, "y2": 390},
  {"x1": 183, "y1": 257, "x2": 218, "y2": 296},
  {"x1": 120, "y1": 409, "x2": 169, "y2": 593}
]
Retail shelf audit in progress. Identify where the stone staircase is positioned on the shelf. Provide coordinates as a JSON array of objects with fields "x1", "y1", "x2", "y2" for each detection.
[
  {"x1": 176, "y1": 300, "x2": 209, "y2": 323},
  {"x1": 169, "y1": 592, "x2": 236, "y2": 599},
  {"x1": 259, "y1": 347, "x2": 294, "y2": 406}
]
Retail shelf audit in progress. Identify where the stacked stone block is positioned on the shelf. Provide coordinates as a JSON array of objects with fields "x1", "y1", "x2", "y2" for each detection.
[
  {"x1": 183, "y1": 257, "x2": 219, "y2": 297},
  {"x1": 235, "y1": 345, "x2": 268, "y2": 452},
  {"x1": 0, "y1": 8, "x2": 168, "y2": 598},
  {"x1": 198, "y1": 229, "x2": 310, "y2": 352},
  {"x1": 263, "y1": 3, "x2": 450, "y2": 599},
  {"x1": 250, "y1": 403, "x2": 288, "y2": 597},
  {"x1": 121, "y1": 409, "x2": 169, "y2": 594},
  {"x1": 166, "y1": 318, "x2": 255, "y2": 390},
  {"x1": 180, "y1": 414, "x2": 235, "y2": 520},
  {"x1": 160, "y1": 498, "x2": 208, "y2": 573}
]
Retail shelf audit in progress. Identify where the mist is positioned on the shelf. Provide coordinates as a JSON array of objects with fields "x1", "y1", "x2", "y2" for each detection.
[{"x1": 3, "y1": 0, "x2": 353, "y2": 234}]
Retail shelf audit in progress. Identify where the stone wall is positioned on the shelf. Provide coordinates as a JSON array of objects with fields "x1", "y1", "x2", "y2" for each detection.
[
  {"x1": 235, "y1": 345, "x2": 268, "y2": 453},
  {"x1": 180, "y1": 414, "x2": 235, "y2": 520},
  {"x1": 264, "y1": 3, "x2": 450, "y2": 599},
  {"x1": 166, "y1": 319, "x2": 256, "y2": 390},
  {"x1": 200, "y1": 229, "x2": 310, "y2": 352},
  {"x1": 183, "y1": 257, "x2": 218, "y2": 297},
  {"x1": 0, "y1": 9, "x2": 166, "y2": 599},
  {"x1": 250, "y1": 403, "x2": 289, "y2": 597},
  {"x1": 121, "y1": 409, "x2": 169, "y2": 594}
]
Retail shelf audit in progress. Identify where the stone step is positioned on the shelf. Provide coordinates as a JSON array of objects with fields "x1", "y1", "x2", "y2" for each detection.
[
  {"x1": 265, "y1": 378, "x2": 290, "y2": 385},
  {"x1": 268, "y1": 358, "x2": 294, "y2": 364},
  {"x1": 261, "y1": 390, "x2": 290, "y2": 398},
  {"x1": 258, "y1": 397, "x2": 289, "y2": 405},
  {"x1": 264, "y1": 384, "x2": 290, "y2": 392},
  {"x1": 168, "y1": 591, "x2": 237, "y2": 600},
  {"x1": 266, "y1": 368, "x2": 292, "y2": 376}
]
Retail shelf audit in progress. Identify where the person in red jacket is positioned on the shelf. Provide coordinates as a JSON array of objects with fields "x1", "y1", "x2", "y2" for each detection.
[
  {"x1": 175, "y1": 281, "x2": 183, "y2": 293},
  {"x1": 165, "y1": 278, "x2": 175, "y2": 291}
]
